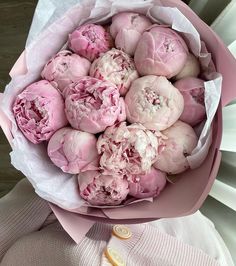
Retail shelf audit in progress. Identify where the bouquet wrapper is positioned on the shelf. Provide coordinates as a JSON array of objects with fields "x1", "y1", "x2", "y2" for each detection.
[{"x1": 1, "y1": 0, "x2": 236, "y2": 243}]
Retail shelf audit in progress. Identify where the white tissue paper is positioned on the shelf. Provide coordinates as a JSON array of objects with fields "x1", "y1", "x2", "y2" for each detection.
[{"x1": 2, "y1": 0, "x2": 222, "y2": 210}]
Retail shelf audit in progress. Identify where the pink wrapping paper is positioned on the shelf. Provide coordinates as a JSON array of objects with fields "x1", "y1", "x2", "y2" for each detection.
[{"x1": 1, "y1": 0, "x2": 236, "y2": 243}]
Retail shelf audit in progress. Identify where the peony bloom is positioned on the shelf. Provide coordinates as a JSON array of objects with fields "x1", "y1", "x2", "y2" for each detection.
[
  {"x1": 41, "y1": 50, "x2": 91, "y2": 93},
  {"x1": 175, "y1": 53, "x2": 200, "y2": 80},
  {"x1": 68, "y1": 24, "x2": 113, "y2": 61},
  {"x1": 89, "y1": 48, "x2": 139, "y2": 96},
  {"x1": 153, "y1": 121, "x2": 198, "y2": 174},
  {"x1": 110, "y1": 12, "x2": 152, "y2": 55},
  {"x1": 78, "y1": 170, "x2": 129, "y2": 206},
  {"x1": 64, "y1": 76, "x2": 126, "y2": 134},
  {"x1": 48, "y1": 127, "x2": 99, "y2": 174},
  {"x1": 134, "y1": 25, "x2": 188, "y2": 78},
  {"x1": 174, "y1": 77, "x2": 206, "y2": 126},
  {"x1": 97, "y1": 122, "x2": 159, "y2": 175},
  {"x1": 125, "y1": 75, "x2": 184, "y2": 131},
  {"x1": 128, "y1": 167, "x2": 167, "y2": 199},
  {"x1": 13, "y1": 80, "x2": 67, "y2": 144}
]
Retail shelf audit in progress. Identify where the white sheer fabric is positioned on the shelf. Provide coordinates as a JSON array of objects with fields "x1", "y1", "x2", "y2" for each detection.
[
  {"x1": 211, "y1": 0, "x2": 236, "y2": 46},
  {"x1": 189, "y1": 0, "x2": 231, "y2": 25},
  {"x1": 188, "y1": 0, "x2": 236, "y2": 264}
]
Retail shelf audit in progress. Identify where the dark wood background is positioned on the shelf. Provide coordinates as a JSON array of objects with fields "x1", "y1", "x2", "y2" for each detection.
[{"x1": 0, "y1": 0, "x2": 38, "y2": 197}]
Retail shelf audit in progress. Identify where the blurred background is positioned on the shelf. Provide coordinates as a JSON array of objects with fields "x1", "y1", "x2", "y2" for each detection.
[
  {"x1": 0, "y1": 0, "x2": 38, "y2": 198},
  {"x1": 0, "y1": 0, "x2": 235, "y2": 262}
]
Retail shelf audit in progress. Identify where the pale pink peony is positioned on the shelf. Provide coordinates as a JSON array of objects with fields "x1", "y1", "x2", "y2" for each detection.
[
  {"x1": 48, "y1": 127, "x2": 99, "y2": 174},
  {"x1": 110, "y1": 12, "x2": 152, "y2": 55},
  {"x1": 89, "y1": 48, "x2": 139, "y2": 95},
  {"x1": 41, "y1": 50, "x2": 91, "y2": 93},
  {"x1": 128, "y1": 167, "x2": 167, "y2": 199},
  {"x1": 97, "y1": 122, "x2": 159, "y2": 175},
  {"x1": 78, "y1": 170, "x2": 129, "y2": 206},
  {"x1": 13, "y1": 80, "x2": 68, "y2": 144},
  {"x1": 153, "y1": 121, "x2": 198, "y2": 174},
  {"x1": 68, "y1": 24, "x2": 113, "y2": 61},
  {"x1": 125, "y1": 75, "x2": 184, "y2": 131},
  {"x1": 134, "y1": 25, "x2": 188, "y2": 78},
  {"x1": 64, "y1": 77, "x2": 126, "y2": 134},
  {"x1": 175, "y1": 53, "x2": 200, "y2": 80},
  {"x1": 174, "y1": 77, "x2": 206, "y2": 126}
]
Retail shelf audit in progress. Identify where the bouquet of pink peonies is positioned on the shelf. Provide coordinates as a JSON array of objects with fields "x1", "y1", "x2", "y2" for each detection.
[
  {"x1": 11, "y1": 13, "x2": 208, "y2": 206},
  {"x1": 1, "y1": 0, "x2": 236, "y2": 242}
]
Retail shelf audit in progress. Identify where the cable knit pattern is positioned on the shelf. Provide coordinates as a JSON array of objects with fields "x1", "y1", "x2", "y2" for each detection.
[
  {"x1": 0, "y1": 179, "x2": 221, "y2": 266},
  {"x1": 0, "y1": 179, "x2": 51, "y2": 261}
]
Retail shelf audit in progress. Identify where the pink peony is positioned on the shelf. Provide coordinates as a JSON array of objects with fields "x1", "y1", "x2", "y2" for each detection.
[
  {"x1": 97, "y1": 122, "x2": 159, "y2": 175},
  {"x1": 68, "y1": 24, "x2": 113, "y2": 61},
  {"x1": 175, "y1": 53, "x2": 200, "y2": 80},
  {"x1": 134, "y1": 25, "x2": 188, "y2": 78},
  {"x1": 13, "y1": 80, "x2": 67, "y2": 144},
  {"x1": 78, "y1": 170, "x2": 129, "y2": 206},
  {"x1": 174, "y1": 77, "x2": 206, "y2": 126},
  {"x1": 110, "y1": 12, "x2": 152, "y2": 55},
  {"x1": 41, "y1": 50, "x2": 91, "y2": 93},
  {"x1": 48, "y1": 127, "x2": 99, "y2": 174},
  {"x1": 153, "y1": 121, "x2": 198, "y2": 174},
  {"x1": 128, "y1": 167, "x2": 167, "y2": 199},
  {"x1": 125, "y1": 75, "x2": 184, "y2": 131},
  {"x1": 89, "y1": 48, "x2": 139, "y2": 95},
  {"x1": 64, "y1": 77, "x2": 126, "y2": 134}
]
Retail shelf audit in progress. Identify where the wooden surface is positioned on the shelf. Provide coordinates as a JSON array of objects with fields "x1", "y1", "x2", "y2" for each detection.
[{"x1": 0, "y1": 0, "x2": 38, "y2": 197}]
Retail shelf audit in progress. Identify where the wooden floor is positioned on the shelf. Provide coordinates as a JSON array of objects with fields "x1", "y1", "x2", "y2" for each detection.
[{"x1": 0, "y1": 0, "x2": 38, "y2": 197}]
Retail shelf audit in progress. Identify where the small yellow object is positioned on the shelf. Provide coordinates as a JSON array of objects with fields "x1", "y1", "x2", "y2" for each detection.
[
  {"x1": 112, "y1": 225, "x2": 132, "y2": 240},
  {"x1": 104, "y1": 247, "x2": 126, "y2": 266},
  {"x1": 102, "y1": 253, "x2": 113, "y2": 265}
]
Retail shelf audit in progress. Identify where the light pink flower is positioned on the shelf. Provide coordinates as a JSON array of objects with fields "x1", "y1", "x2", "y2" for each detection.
[
  {"x1": 68, "y1": 24, "x2": 113, "y2": 61},
  {"x1": 48, "y1": 127, "x2": 99, "y2": 174},
  {"x1": 41, "y1": 50, "x2": 91, "y2": 93},
  {"x1": 110, "y1": 12, "x2": 152, "y2": 55},
  {"x1": 125, "y1": 75, "x2": 184, "y2": 131},
  {"x1": 13, "y1": 80, "x2": 67, "y2": 144},
  {"x1": 64, "y1": 77, "x2": 126, "y2": 134},
  {"x1": 89, "y1": 48, "x2": 139, "y2": 95},
  {"x1": 175, "y1": 53, "x2": 200, "y2": 80},
  {"x1": 78, "y1": 170, "x2": 129, "y2": 206},
  {"x1": 134, "y1": 25, "x2": 188, "y2": 78},
  {"x1": 97, "y1": 122, "x2": 159, "y2": 175},
  {"x1": 128, "y1": 167, "x2": 166, "y2": 199},
  {"x1": 174, "y1": 77, "x2": 206, "y2": 126},
  {"x1": 153, "y1": 121, "x2": 198, "y2": 174}
]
